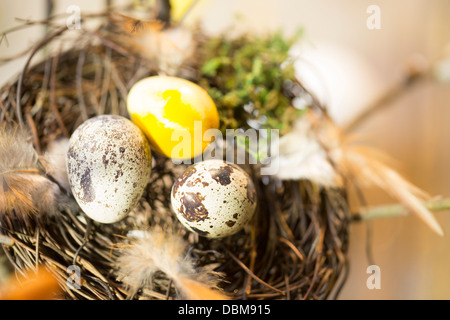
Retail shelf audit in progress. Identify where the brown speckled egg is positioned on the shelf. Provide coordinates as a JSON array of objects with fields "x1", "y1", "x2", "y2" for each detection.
[
  {"x1": 66, "y1": 115, "x2": 151, "y2": 224},
  {"x1": 171, "y1": 159, "x2": 257, "y2": 238}
]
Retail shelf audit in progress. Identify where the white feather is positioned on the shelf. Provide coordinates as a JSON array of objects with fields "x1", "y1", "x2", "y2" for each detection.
[
  {"x1": 273, "y1": 110, "x2": 443, "y2": 236},
  {"x1": 271, "y1": 114, "x2": 341, "y2": 186}
]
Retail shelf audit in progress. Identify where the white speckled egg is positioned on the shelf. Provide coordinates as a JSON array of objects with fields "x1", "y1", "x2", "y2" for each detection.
[
  {"x1": 171, "y1": 160, "x2": 257, "y2": 238},
  {"x1": 66, "y1": 115, "x2": 152, "y2": 224}
]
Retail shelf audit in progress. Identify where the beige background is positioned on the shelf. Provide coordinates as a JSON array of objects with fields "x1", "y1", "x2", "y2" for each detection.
[{"x1": 1, "y1": 0, "x2": 450, "y2": 299}]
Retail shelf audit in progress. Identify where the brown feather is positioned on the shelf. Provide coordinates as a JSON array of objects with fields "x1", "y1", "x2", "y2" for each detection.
[
  {"x1": 0, "y1": 127, "x2": 40, "y2": 219},
  {"x1": 109, "y1": 12, "x2": 195, "y2": 75},
  {"x1": 110, "y1": 12, "x2": 164, "y2": 35},
  {"x1": 0, "y1": 127, "x2": 73, "y2": 221}
]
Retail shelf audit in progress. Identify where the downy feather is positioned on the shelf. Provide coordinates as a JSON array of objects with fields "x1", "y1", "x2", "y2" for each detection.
[
  {"x1": 0, "y1": 127, "x2": 73, "y2": 220},
  {"x1": 116, "y1": 226, "x2": 228, "y2": 300},
  {"x1": 274, "y1": 110, "x2": 443, "y2": 236},
  {"x1": 110, "y1": 12, "x2": 195, "y2": 75}
]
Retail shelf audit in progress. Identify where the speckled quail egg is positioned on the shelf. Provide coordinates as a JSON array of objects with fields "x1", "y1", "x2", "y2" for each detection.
[
  {"x1": 171, "y1": 159, "x2": 257, "y2": 238},
  {"x1": 66, "y1": 115, "x2": 152, "y2": 224}
]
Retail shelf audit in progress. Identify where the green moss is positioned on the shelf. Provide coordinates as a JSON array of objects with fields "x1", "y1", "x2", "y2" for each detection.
[{"x1": 199, "y1": 30, "x2": 307, "y2": 135}]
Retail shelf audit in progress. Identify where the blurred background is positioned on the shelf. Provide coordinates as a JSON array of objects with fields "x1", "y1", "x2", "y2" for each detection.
[{"x1": 1, "y1": 0, "x2": 450, "y2": 299}]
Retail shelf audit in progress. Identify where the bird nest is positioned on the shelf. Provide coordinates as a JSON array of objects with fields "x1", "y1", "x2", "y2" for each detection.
[{"x1": 0, "y1": 8, "x2": 351, "y2": 300}]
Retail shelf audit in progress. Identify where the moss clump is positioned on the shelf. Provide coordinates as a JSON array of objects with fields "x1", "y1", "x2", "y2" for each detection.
[{"x1": 198, "y1": 30, "x2": 307, "y2": 135}]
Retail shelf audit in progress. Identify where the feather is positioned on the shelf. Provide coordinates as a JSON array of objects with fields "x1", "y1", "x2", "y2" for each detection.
[
  {"x1": 0, "y1": 127, "x2": 41, "y2": 219},
  {"x1": 0, "y1": 127, "x2": 73, "y2": 220},
  {"x1": 115, "y1": 226, "x2": 228, "y2": 300},
  {"x1": 0, "y1": 127, "x2": 39, "y2": 177},
  {"x1": 273, "y1": 110, "x2": 444, "y2": 236},
  {"x1": 340, "y1": 145, "x2": 443, "y2": 236},
  {"x1": 176, "y1": 277, "x2": 230, "y2": 300},
  {"x1": 110, "y1": 12, "x2": 196, "y2": 75},
  {"x1": 39, "y1": 137, "x2": 71, "y2": 195},
  {"x1": 0, "y1": 265, "x2": 61, "y2": 300},
  {"x1": 271, "y1": 113, "x2": 342, "y2": 186},
  {"x1": 110, "y1": 12, "x2": 164, "y2": 35},
  {"x1": 323, "y1": 112, "x2": 443, "y2": 236}
]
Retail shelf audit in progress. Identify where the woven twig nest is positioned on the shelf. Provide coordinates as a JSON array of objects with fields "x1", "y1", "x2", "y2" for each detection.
[{"x1": 0, "y1": 9, "x2": 351, "y2": 300}]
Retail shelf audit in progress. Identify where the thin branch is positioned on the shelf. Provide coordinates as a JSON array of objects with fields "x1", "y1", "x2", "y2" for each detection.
[
  {"x1": 15, "y1": 26, "x2": 67, "y2": 128},
  {"x1": 0, "y1": 234, "x2": 14, "y2": 246},
  {"x1": 25, "y1": 112, "x2": 41, "y2": 153},
  {"x1": 353, "y1": 198, "x2": 450, "y2": 222},
  {"x1": 76, "y1": 50, "x2": 89, "y2": 121},
  {"x1": 49, "y1": 50, "x2": 70, "y2": 137},
  {"x1": 344, "y1": 66, "x2": 431, "y2": 133},
  {"x1": 223, "y1": 247, "x2": 285, "y2": 295}
]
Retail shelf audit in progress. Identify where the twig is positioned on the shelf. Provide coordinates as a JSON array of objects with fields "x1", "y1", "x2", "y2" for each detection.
[
  {"x1": 72, "y1": 218, "x2": 93, "y2": 266},
  {"x1": 0, "y1": 234, "x2": 14, "y2": 246},
  {"x1": 0, "y1": 168, "x2": 41, "y2": 176},
  {"x1": 224, "y1": 247, "x2": 285, "y2": 295},
  {"x1": 15, "y1": 26, "x2": 67, "y2": 128},
  {"x1": 84, "y1": 275, "x2": 115, "y2": 300},
  {"x1": 76, "y1": 50, "x2": 89, "y2": 121},
  {"x1": 0, "y1": 96, "x2": 8, "y2": 123},
  {"x1": 0, "y1": 11, "x2": 114, "y2": 40},
  {"x1": 329, "y1": 251, "x2": 349, "y2": 300},
  {"x1": 244, "y1": 230, "x2": 257, "y2": 297},
  {"x1": 109, "y1": 60, "x2": 129, "y2": 112},
  {"x1": 279, "y1": 237, "x2": 305, "y2": 262},
  {"x1": 350, "y1": 176, "x2": 375, "y2": 266},
  {"x1": 344, "y1": 67, "x2": 431, "y2": 133},
  {"x1": 84, "y1": 30, "x2": 132, "y2": 57},
  {"x1": 353, "y1": 198, "x2": 450, "y2": 222},
  {"x1": 99, "y1": 48, "x2": 112, "y2": 115},
  {"x1": 49, "y1": 50, "x2": 70, "y2": 137},
  {"x1": 35, "y1": 227, "x2": 40, "y2": 270},
  {"x1": 302, "y1": 257, "x2": 321, "y2": 300},
  {"x1": 25, "y1": 112, "x2": 41, "y2": 153},
  {"x1": 0, "y1": 33, "x2": 10, "y2": 48}
]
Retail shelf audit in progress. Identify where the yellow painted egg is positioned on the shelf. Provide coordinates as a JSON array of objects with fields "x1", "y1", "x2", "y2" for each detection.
[{"x1": 127, "y1": 76, "x2": 219, "y2": 160}]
